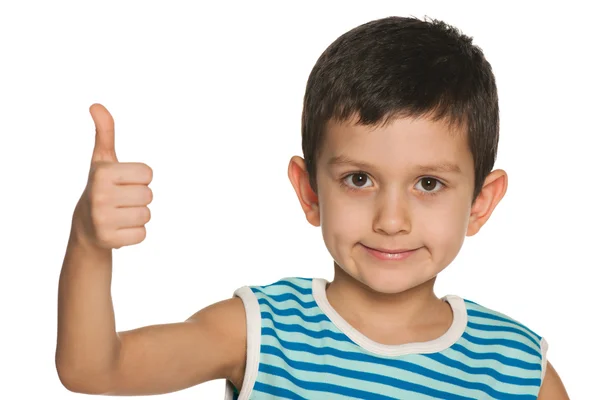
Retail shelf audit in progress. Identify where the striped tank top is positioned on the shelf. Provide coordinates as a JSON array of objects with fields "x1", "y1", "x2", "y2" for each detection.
[{"x1": 224, "y1": 277, "x2": 548, "y2": 399}]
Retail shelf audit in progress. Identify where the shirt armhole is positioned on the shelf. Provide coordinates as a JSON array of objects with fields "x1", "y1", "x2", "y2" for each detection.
[
  {"x1": 540, "y1": 337, "x2": 549, "y2": 384},
  {"x1": 223, "y1": 286, "x2": 261, "y2": 400}
]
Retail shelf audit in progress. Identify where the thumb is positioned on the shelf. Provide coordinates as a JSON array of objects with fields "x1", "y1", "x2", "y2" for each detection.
[{"x1": 89, "y1": 103, "x2": 118, "y2": 163}]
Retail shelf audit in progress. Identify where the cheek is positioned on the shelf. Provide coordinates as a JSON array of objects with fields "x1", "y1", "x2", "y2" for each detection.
[
  {"x1": 417, "y1": 198, "x2": 470, "y2": 251},
  {"x1": 320, "y1": 188, "x2": 370, "y2": 242}
]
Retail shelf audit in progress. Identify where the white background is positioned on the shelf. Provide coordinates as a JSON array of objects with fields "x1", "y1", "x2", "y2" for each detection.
[{"x1": 1, "y1": 1, "x2": 597, "y2": 398}]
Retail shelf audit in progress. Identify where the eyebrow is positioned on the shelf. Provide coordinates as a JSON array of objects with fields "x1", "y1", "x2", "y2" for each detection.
[{"x1": 327, "y1": 155, "x2": 462, "y2": 174}]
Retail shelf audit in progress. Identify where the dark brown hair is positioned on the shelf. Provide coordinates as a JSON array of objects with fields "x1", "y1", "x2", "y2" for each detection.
[{"x1": 301, "y1": 16, "x2": 499, "y2": 200}]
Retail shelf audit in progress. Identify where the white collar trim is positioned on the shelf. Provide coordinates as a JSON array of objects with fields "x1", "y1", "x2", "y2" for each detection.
[{"x1": 312, "y1": 278, "x2": 467, "y2": 356}]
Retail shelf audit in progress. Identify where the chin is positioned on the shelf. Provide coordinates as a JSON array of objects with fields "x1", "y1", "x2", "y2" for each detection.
[
  {"x1": 341, "y1": 245, "x2": 439, "y2": 295},
  {"x1": 355, "y1": 269, "x2": 431, "y2": 295}
]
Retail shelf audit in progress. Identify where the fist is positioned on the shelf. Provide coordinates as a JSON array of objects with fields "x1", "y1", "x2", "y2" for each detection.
[{"x1": 75, "y1": 104, "x2": 153, "y2": 249}]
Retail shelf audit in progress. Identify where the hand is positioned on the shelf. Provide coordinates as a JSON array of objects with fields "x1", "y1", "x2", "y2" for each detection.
[{"x1": 73, "y1": 104, "x2": 153, "y2": 249}]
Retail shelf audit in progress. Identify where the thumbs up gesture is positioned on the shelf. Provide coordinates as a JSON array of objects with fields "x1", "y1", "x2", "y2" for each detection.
[{"x1": 74, "y1": 104, "x2": 153, "y2": 249}]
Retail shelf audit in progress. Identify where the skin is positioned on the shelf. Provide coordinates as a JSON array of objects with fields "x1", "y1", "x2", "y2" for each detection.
[
  {"x1": 55, "y1": 104, "x2": 246, "y2": 395},
  {"x1": 287, "y1": 115, "x2": 569, "y2": 398},
  {"x1": 56, "y1": 104, "x2": 568, "y2": 399}
]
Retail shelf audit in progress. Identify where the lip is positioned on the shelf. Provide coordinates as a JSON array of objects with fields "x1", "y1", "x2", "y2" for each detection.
[{"x1": 361, "y1": 244, "x2": 419, "y2": 261}]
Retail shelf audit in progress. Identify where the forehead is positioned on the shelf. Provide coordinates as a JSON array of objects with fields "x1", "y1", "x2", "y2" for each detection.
[{"x1": 320, "y1": 116, "x2": 474, "y2": 174}]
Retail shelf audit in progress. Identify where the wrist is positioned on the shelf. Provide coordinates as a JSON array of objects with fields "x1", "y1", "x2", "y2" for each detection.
[{"x1": 69, "y1": 214, "x2": 111, "y2": 258}]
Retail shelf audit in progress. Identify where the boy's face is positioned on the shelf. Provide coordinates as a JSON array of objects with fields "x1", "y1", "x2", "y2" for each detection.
[{"x1": 289, "y1": 115, "x2": 507, "y2": 294}]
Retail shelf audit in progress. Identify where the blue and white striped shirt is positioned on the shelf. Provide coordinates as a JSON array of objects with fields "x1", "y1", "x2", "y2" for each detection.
[{"x1": 224, "y1": 277, "x2": 547, "y2": 399}]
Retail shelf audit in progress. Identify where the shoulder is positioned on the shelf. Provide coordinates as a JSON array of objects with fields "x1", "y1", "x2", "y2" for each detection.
[
  {"x1": 249, "y1": 277, "x2": 314, "y2": 296},
  {"x1": 234, "y1": 277, "x2": 316, "y2": 319},
  {"x1": 216, "y1": 277, "x2": 314, "y2": 395},
  {"x1": 182, "y1": 278, "x2": 314, "y2": 393},
  {"x1": 235, "y1": 277, "x2": 313, "y2": 304},
  {"x1": 537, "y1": 361, "x2": 570, "y2": 399},
  {"x1": 461, "y1": 297, "x2": 544, "y2": 344},
  {"x1": 186, "y1": 296, "x2": 247, "y2": 387},
  {"x1": 459, "y1": 297, "x2": 549, "y2": 380}
]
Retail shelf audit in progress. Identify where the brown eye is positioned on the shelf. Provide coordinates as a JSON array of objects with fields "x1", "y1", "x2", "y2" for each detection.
[
  {"x1": 417, "y1": 177, "x2": 442, "y2": 193},
  {"x1": 344, "y1": 173, "x2": 372, "y2": 189},
  {"x1": 352, "y1": 173, "x2": 368, "y2": 186}
]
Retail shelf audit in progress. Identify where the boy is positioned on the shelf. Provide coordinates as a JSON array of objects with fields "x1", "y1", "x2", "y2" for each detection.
[{"x1": 56, "y1": 16, "x2": 569, "y2": 399}]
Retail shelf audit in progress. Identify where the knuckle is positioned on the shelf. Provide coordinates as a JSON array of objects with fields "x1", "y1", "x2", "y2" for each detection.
[
  {"x1": 142, "y1": 163, "x2": 153, "y2": 182},
  {"x1": 142, "y1": 206, "x2": 151, "y2": 222},
  {"x1": 91, "y1": 188, "x2": 109, "y2": 207},
  {"x1": 92, "y1": 164, "x2": 112, "y2": 183},
  {"x1": 133, "y1": 227, "x2": 147, "y2": 244},
  {"x1": 90, "y1": 208, "x2": 107, "y2": 227},
  {"x1": 113, "y1": 163, "x2": 131, "y2": 184},
  {"x1": 95, "y1": 228, "x2": 112, "y2": 245},
  {"x1": 145, "y1": 187, "x2": 153, "y2": 204}
]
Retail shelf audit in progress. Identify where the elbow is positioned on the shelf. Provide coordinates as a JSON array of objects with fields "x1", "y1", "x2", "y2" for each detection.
[
  {"x1": 56, "y1": 368, "x2": 84, "y2": 394},
  {"x1": 55, "y1": 357, "x2": 113, "y2": 394}
]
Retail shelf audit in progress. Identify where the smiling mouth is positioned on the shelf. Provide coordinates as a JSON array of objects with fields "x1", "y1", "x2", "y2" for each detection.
[{"x1": 361, "y1": 244, "x2": 419, "y2": 260}]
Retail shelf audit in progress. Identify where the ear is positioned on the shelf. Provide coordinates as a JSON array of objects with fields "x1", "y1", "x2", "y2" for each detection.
[
  {"x1": 467, "y1": 169, "x2": 508, "y2": 236},
  {"x1": 288, "y1": 156, "x2": 320, "y2": 227}
]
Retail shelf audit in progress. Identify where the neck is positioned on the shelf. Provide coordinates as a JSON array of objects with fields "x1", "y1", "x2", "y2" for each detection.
[{"x1": 326, "y1": 263, "x2": 447, "y2": 331}]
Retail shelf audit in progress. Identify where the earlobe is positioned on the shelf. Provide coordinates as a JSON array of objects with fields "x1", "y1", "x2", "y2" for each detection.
[
  {"x1": 467, "y1": 169, "x2": 508, "y2": 236},
  {"x1": 288, "y1": 156, "x2": 320, "y2": 227}
]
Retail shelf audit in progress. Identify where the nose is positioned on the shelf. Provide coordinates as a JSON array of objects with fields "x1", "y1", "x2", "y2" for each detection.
[{"x1": 373, "y1": 190, "x2": 411, "y2": 236}]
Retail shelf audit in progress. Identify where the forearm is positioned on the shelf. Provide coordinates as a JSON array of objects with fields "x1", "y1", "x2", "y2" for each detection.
[{"x1": 55, "y1": 218, "x2": 120, "y2": 392}]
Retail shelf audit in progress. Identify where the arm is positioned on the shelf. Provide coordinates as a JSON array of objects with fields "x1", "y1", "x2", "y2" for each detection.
[
  {"x1": 56, "y1": 227, "x2": 246, "y2": 395},
  {"x1": 109, "y1": 298, "x2": 246, "y2": 395},
  {"x1": 56, "y1": 103, "x2": 247, "y2": 395},
  {"x1": 108, "y1": 298, "x2": 247, "y2": 395},
  {"x1": 537, "y1": 361, "x2": 569, "y2": 400}
]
